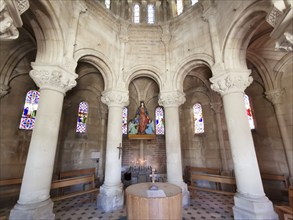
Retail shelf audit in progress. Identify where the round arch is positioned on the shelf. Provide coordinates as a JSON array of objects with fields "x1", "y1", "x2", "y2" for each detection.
[
  {"x1": 174, "y1": 54, "x2": 214, "y2": 92},
  {"x1": 124, "y1": 64, "x2": 164, "y2": 90},
  {"x1": 222, "y1": 0, "x2": 271, "y2": 70},
  {"x1": 74, "y1": 49, "x2": 115, "y2": 91}
]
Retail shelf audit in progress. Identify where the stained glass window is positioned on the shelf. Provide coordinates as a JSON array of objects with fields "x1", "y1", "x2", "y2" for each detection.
[
  {"x1": 193, "y1": 103, "x2": 204, "y2": 134},
  {"x1": 134, "y1": 3, "x2": 140, "y2": 23},
  {"x1": 244, "y1": 94, "x2": 255, "y2": 129},
  {"x1": 191, "y1": 0, "x2": 198, "y2": 5},
  {"x1": 147, "y1": 4, "x2": 155, "y2": 24},
  {"x1": 105, "y1": 0, "x2": 110, "y2": 9},
  {"x1": 19, "y1": 90, "x2": 40, "y2": 130},
  {"x1": 122, "y1": 107, "x2": 128, "y2": 135},
  {"x1": 177, "y1": 0, "x2": 183, "y2": 15},
  {"x1": 76, "y1": 101, "x2": 88, "y2": 133},
  {"x1": 155, "y1": 106, "x2": 164, "y2": 135}
]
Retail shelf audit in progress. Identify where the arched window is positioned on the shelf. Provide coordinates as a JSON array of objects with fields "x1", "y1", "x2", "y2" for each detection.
[
  {"x1": 147, "y1": 4, "x2": 155, "y2": 24},
  {"x1": 122, "y1": 107, "x2": 128, "y2": 135},
  {"x1": 191, "y1": 0, "x2": 198, "y2": 5},
  {"x1": 19, "y1": 90, "x2": 40, "y2": 130},
  {"x1": 244, "y1": 94, "x2": 255, "y2": 129},
  {"x1": 177, "y1": 0, "x2": 183, "y2": 15},
  {"x1": 133, "y1": 3, "x2": 140, "y2": 23},
  {"x1": 155, "y1": 106, "x2": 164, "y2": 135},
  {"x1": 193, "y1": 103, "x2": 204, "y2": 134},
  {"x1": 76, "y1": 101, "x2": 88, "y2": 133},
  {"x1": 105, "y1": 0, "x2": 110, "y2": 9}
]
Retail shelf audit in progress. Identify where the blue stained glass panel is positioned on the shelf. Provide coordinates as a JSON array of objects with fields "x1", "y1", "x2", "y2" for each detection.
[
  {"x1": 122, "y1": 107, "x2": 128, "y2": 134},
  {"x1": 193, "y1": 103, "x2": 204, "y2": 134},
  {"x1": 76, "y1": 101, "x2": 88, "y2": 133},
  {"x1": 155, "y1": 107, "x2": 164, "y2": 135},
  {"x1": 19, "y1": 90, "x2": 40, "y2": 130}
]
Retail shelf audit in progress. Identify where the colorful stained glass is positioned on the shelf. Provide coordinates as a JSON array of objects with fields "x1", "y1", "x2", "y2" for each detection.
[
  {"x1": 155, "y1": 107, "x2": 164, "y2": 135},
  {"x1": 193, "y1": 103, "x2": 204, "y2": 134},
  {"x1": 76, "y1": 101, "x2": 88, "y2": 133},
  {"x1": 244, "y1": 94, "x2": 255, "y2": 129},
  {"x1": 122, "y1": 107, "x2": 128, "y2": 135},
  {"x1": 19, "y1": 90, "x2": 40, "y2": 130}
]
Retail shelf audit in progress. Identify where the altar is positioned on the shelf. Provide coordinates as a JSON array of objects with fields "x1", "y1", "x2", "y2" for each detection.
[{"x1": 125, "y1": 182, "x2": 182, "y2": 220}]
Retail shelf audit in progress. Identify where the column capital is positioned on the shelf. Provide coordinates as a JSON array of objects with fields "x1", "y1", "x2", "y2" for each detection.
[
  {"x1": 210, "y1": 70, "x2": 253, "y2": 96},
  {"x1": 265, "y1": 88, "x2": 285, "y2": 105},
  {"x1": 158, "y1": 90, "x2": 186, "y2": 107},
  {"x1": 101, "y1": 89, "x2": 129, "y2": 107},
  {"x1": 29, "y1": 64, "x2": 78, "y2": 94}
]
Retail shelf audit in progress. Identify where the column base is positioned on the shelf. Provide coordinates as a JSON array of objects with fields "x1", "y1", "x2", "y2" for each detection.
[
  {"x1": 233, "y1": 193, "x2": 278, "y2": 220},
  {"x1": 168, "y1": 180, "x2": 190, "y2": 207},
  {"x1": 97, "y1": 183, "x2": 124, "y2": 212},
  {"x1": 9, "y1": 199, "x2": 55, "y2": 220}
]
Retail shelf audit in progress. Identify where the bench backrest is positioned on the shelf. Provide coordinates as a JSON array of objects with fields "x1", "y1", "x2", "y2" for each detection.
[
  {"x1": 187, "y1": 166, "x2": 221, "y2": 175},
  {"x1": 51, "y1": 174, "x2": 95, "y2": 189},
  {"x1": 59, "y1": 168, "x2": 95, "y2": 179},
  {"x1": 0, "y1": 178, "x2": 22, "y2": 186},
  {"x1": 289, "y1": 187, "x2": 293, "y2": 208},
  {"x1": 191, "y1": 173, "x2": 236, "y2": 185},
  {"x1": 261, "y1": 173, "x2": 289, "y2": 189}
]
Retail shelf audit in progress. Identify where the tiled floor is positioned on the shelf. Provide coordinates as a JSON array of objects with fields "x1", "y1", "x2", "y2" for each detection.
[{"x1": 0, "y1": 191, "x2": 234, "y2": 219}]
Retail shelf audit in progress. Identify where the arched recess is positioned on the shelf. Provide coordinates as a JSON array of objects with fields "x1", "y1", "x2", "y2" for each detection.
[
  {"x1": 24, "y1": 1, "x2": 65, "y2": 64},
  {"x1": 124, "y1": 64, "x2": 164, "y2": 90},
  {"x1": 274, "y1": 53, "x2": 293, "y2": 88},
  {"x1": 173, "y1": 54, "x2": 214, "y2": 92},
  {"x1": 246, "y1": 51, "x2": 274, "y2": 91},
  {"x1": 74, "y1": 49, "x2": 115, "y2": 91},
  {"x1": 222, "y1": 1, "x2": 272, "y2": 71}
]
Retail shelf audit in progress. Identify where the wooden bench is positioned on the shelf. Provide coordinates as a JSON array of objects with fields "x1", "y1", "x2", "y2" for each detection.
[
  {"x1": 261, "y1": 173, "x2": 289, "y2": 191},
  {"x1": 51, "y1": 174, "x2": 99, "y2": 202},
  {"x1": 188, "y1": 173, "x2": 236, "y2": 197},
  {"x1": 274, "y1": 187, "x2": 293, "y2": 220},
  {"x1": 59, "y1": 168, "x2": 96, "y2": 179},
  {"x1": 0, "y1": 178, "x2": 22, "y2": 200}
]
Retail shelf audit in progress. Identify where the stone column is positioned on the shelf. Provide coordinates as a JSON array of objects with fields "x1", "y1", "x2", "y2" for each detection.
[
  {"x1": 210, "y1": 71, "x2": 277, "y2": 220},
  {"x1": 265, "y1": 89, "x2": 292, "y2": 179},
  {"x1": 159, "y1": 90, "x2": 190, "y2": 207},
  {"x1": 9, "y1": 64, "x2": 77, "y2": 220},
  {"x1": 97, "y1": 89, "x2": 129, "y2": 212},
  {"x1": 210, "y1": 101, "x2": 229, "y2": 173}
]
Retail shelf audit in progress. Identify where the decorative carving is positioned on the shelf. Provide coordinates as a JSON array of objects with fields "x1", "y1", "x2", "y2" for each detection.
[
  {"x1": 101, "y1": 89, "x2": 129, "y2": 107},
  {"x1": 0, "y1": 83, "x2": 10, "y2": 98},
  {"x1": 15, "y1": 0, "x2": 29, "y2": 14},
  {"x1": 265, "y1": 89, "x2": 285, "y2": 105},
  {"x1": 29, "y1": 69, "x2": 77, "y2": 94},
  {"x1": 210, "y1": 72, "x2": 253, "y2": 96},
  {"x1": 61, "y1": 57, "x2": 78, "y2": 73},
  {"x1": 158, "y1": 91, "x2": 186, "y2": 107},
  {"x1": 266, "y1": 6, "x2": 282, "y2": 27},
  {"x1": 0, "y1": 0, "x2": 19, "y2": 40}
]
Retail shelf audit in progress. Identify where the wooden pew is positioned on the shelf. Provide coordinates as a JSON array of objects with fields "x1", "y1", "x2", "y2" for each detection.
[
  {"x1": 59, "y1": 168, "x2": 96, "y2": 179},
  {"x1": 51, "y1": 174, "x2": 99, "y2": 202},
  {"x1": 274, "y1": 187, "x2": 293, "y2": 220},
  {"x1": 0, "y1": 178, "x2": 22, "y2": 201},
  {"x1": 261, "y1": 173, "x2": 289, "y2": 191},
  {"x1": 188, "y1": 173, "x2": 236, "y2": 198}
]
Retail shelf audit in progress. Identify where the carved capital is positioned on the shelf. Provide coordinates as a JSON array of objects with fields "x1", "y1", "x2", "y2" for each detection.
[
  {"x1": 101, "y1": 89, "x2": 129, "y2": 107},
  {"x1": 0, "y1": 83, "x2": 10, "y2": 98},
  {"x1": 158, "y1": 91, "x2": 186, "y2": 107},
  {"x1": 29, "y1": 65, "x2": 78, "y2": 94},
  {"x1": 210, "y1": 71, "x2": 253, "y2": 96},
  {"x1": 266, "y1": 6, "x2": 282, "y2": 27},
  {"x1": 265, "y1": 89, "x2": 285, "y2": 105}
]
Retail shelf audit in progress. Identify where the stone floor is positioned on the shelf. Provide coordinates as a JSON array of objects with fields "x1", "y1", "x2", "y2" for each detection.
[{"x1": 0, "y1": 191, "x2": 234, "y2": 220}]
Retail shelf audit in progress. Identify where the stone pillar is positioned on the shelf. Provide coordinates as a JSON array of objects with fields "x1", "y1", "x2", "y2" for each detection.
[
  {"x1": 159, "y1": 90, "x2": 190, "y2": 207},
  {"x1": 9, "y1": 64, "x2": 77, "y2": 220},
  {"x1": 210, "y1": 71, "x2": 278, "y2": 220},
  {"x1": 210, "y1": 101, "x2": 229, "y2": 173},
  {"x1": 97, "y1": 89, "x2": 129, "y2": 212},
  {"x1": 265, "y1": 89, "x2": 292, "y2": 180}
]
